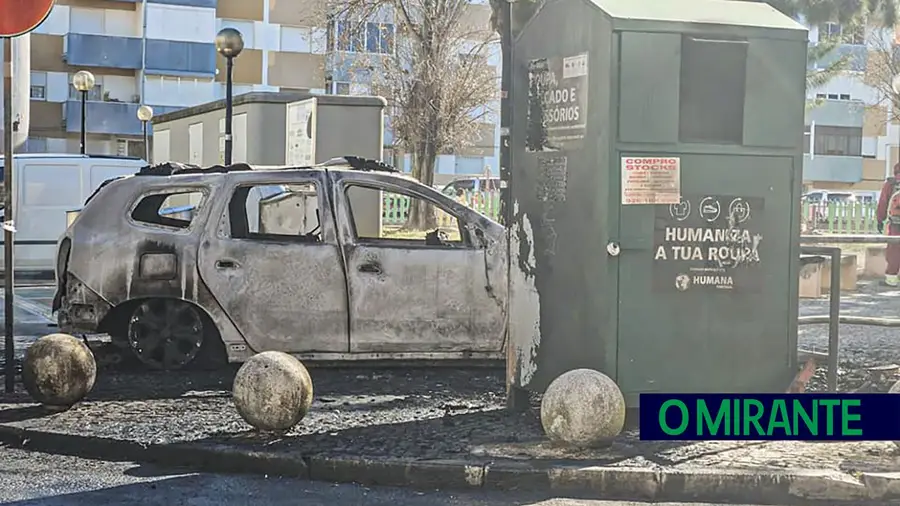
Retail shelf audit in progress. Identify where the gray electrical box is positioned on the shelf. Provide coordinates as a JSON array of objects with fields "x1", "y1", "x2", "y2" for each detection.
[{"x1": 152, "y1": 91, "x2": 386, "y2": 166}]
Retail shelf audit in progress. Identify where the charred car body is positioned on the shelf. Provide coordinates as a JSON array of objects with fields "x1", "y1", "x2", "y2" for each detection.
[{"x1": 53, "y1": 157, "x2": 508, "y2": 369}]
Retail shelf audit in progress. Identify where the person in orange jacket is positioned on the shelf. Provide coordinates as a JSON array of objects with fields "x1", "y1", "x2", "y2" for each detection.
[{"x1": 876, "y1": 163, "x2": 900, "y2": 286}]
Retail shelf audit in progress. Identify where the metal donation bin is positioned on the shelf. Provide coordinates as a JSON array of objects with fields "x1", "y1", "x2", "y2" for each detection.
[{"x1": 505, "y1": 0, "x2": 808, "y2": 408}]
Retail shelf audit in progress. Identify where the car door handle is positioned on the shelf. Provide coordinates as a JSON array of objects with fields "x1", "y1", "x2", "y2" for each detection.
[
  {"x1": 358, "y1": 262, "x2": 382, "y2": 275},
  {"x1": 215, "y1": 260, "x2": 238, "y2": 270}
]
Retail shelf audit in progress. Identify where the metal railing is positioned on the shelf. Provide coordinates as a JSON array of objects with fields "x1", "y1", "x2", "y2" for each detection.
[{"x1": 799, "y1": 234, "x2": 900, "y2": 392}]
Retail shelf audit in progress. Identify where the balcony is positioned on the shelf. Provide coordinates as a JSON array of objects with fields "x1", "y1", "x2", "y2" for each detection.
[
  {"x1": 64, "y1": 34, "x2": 215, "y2": 75},
  {"x1": 803, "y1": 154, "x2": 863, "y2": 183},
  {"x1": 805, "y1": 99, "x2": 865, "y2": 128},
  {"x1": 65, "y1": 101, "x2": 181, "y2": 136},
  {"x1": 145, "y1": 40, "x2": 216, "y2": 77},
  {"x1": 64, "y1": 34, "x2": 142, "y2": 70}
]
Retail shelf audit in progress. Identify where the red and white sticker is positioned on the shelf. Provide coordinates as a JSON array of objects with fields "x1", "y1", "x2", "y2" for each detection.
[{"x1": 621, "y1": 157, "x2": 681, "y2": 205}]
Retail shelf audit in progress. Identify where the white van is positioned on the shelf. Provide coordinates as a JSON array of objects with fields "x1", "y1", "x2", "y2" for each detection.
[{"x1": 0, "y1": 154, "x2": 147, "y2": 273}]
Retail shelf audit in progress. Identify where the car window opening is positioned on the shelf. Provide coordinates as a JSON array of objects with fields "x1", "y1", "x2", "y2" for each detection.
[
  {"x1": 345, "y1": 184, "x2": 465, "y2": 247},
  {"x1": 229, "y1": 183, "x2": 322, "y2": 243},
  {"x1": 131, "y1": 191, "x2": 205, "y2": 229}
]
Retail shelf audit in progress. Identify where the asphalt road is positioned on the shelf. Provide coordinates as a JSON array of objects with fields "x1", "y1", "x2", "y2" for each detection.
[{"x1": 0, "y1": 446, "x2": 782, "y2": 506}]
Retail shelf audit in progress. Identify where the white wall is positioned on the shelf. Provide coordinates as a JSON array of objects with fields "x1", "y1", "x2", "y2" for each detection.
[
  {"x1": 153, "y1": 130, "x2": 171, "y2": 163},
  {"x1": 46, "y1": 72, "x2": 69, "y2": 102},
  {"x1": 808, "y1": 74, "x2": 879, "y2": 103},
  {"x1": 34, "y1": 5, "x2": 70, "y2": 35},
  {"x1": 280, "y1": 26, "x2": 311, "y2": 52},
  {"x1": 254, "y1": 21, "x2": 280, "y2": 51},
  {"x1": 147, "y1": 5, "x2": 216, "y2": 43},
  {"x1": 30, "y1": 71, "x2": 69, "y2": 103},
  {"x1": 103, "y1": 75, "x2": 138, "y2": 102},
  {"x1": 68, "y1": 7, "x2": 139, "y2": 37},
  {"x1": 217, "y1": 19, "x2": 256, "y2": 47},
  {"x1": 145, "y1": 76, "x2": 216, "y2": 107}
]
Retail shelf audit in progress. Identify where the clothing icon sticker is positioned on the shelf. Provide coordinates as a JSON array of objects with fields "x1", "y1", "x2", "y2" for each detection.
[
  {"x1": 675, "y1": 273, "x2": 691, "y2": 292},
  {"x1": 699, "y1": 196, "x2": 721, "y2": 222},
  {"x1": 728, "y1": 198, "x2": 751, "y2": 224},
  {"x1": 669, "y1": 197, "x2": 691, "y2": 221}
]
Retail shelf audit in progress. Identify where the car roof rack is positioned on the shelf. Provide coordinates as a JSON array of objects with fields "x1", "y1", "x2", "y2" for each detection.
[
  {"x1": 134, "y1": 161, "x2": 254, "y2": 177},
  {"x1": 320, "y1": 156, "x2": 398, "y2": 173}
]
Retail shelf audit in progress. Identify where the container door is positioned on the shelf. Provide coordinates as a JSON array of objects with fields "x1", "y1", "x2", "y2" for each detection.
[{"x1": 616, "y1": 153, "x2": 795, "y2": 405}]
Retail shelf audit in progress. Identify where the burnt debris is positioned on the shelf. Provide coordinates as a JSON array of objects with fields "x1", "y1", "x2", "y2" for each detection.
[
  {"x1": 136, "y1": 162, "x2": 254, "y2": 176},
  {"x1": 322, "y1": 156, "x2": 398, "y2": 173}
]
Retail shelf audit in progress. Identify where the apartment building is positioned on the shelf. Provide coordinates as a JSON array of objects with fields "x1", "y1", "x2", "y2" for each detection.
[
  {"x1": 6, "y1": 0, "x2": 500, "y2": 178},
  {"x1": 804, "y1": 22, "x2": 900, "y2": 192}
]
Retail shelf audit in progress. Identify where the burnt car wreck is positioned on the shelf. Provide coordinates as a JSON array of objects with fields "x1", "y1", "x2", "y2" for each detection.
[{"x1": 53, "y1": 158, "x2": 508, "y2": 370}]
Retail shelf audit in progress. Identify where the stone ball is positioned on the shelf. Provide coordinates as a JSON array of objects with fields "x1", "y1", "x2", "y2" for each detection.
[
  {"x1": 233, "y1": 351, "x2": 314, "y2": 432},
  {"x1": 540, "y1": 368, "x2": 626, "y2": 447},
  {"x1": 22, "y1": 333, "x2": 97, "y2": 410}
]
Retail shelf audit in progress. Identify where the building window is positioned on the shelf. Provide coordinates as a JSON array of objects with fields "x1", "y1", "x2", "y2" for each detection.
[
  {"x1": 839, "y1": 94, "x2": 851, "y2": 100},
  {"x1": 333, "y1": 19, "x2": 395, "y2": 54},
  {"x1": 366, "y1": 22, "x2": 394, "y2": 54},
  {"x1": 117, "y1": 139, "x2": 145, "y2": 158},
  {"x1": 336, "y1": 20, "x2": 365, "y2": 52},
  {"x1": 811, "y1": 126, "x2": 862, "y2": 156},
  {"x1": 69, "y1": 83, "x2": 103, "y2": 101},
  {"x1": 30, "y1": 85, "x2": 46, "y2": 100},
  {"x1": 679, "y1": 35, "x2": 748, "y2": 144},
  {"x1": 820, "y1": 22, "x2": 865, "y2": 45},
  {"x1": 331, "y1": 81, "x2": 351, "y2": 95}
]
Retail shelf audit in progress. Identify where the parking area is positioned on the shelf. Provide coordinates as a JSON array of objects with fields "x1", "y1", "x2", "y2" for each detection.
[{"x1": 0, "y1": 283, "x2": 57, "y2": 365}]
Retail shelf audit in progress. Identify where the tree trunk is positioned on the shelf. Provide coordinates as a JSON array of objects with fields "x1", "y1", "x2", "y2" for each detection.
[{"x1": 407, "y1": 143, "x2": 438, "y2": 230}]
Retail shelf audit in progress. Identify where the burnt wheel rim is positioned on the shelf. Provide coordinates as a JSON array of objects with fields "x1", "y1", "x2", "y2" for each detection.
[{"x1": 128, "y1": 299, "x2": 204, "y2": 370}]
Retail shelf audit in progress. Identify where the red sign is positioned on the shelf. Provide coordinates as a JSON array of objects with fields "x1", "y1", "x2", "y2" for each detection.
[{"x1": 0, "y1": 0, "x2": 56, "y2": 37}]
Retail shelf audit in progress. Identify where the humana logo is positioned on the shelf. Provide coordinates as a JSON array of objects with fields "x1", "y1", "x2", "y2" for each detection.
[{"x1": 693, "y1": 275, "x2": 733, "y2": 286}]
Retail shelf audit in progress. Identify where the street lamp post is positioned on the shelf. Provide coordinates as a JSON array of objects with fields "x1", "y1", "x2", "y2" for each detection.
[
  {"x1": 137, "y1": 105, "x2": 154, "y2": 163},
  {"x1": 215, "y1": 28, "x2": 244, "y2": 166},
  {"x1": 72, "y1": 70, "x2": 95, "y2": 155}
]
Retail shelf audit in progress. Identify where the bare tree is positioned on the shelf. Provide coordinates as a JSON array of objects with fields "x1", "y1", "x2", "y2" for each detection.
[
  {"x1": 332, "y1": 0, "x2": 500, "y2": 230},
  {"x1": 862, "y1": 26, "x2": 900, "y2": 132}
]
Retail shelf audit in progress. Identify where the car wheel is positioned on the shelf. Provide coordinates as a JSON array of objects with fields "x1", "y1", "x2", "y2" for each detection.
[{"x1": 127, "y1": 299, "x2": 205, "y2": 370}]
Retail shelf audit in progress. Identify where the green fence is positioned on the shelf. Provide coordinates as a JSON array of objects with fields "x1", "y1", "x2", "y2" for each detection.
[
  {"x1": 382, "y1": 190, "x2": 502, "y2": 226},
  {"x1": 801, "y1": 200, "x2": 881, "y2": 234},
  {"x1": 381, "y1": 195, "x2": 883, "y2": 233}
]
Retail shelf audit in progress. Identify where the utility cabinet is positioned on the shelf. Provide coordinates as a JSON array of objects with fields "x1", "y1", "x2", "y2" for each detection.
[{"x1": 505, "y1": 0, "x2": 808, "y2": 407}]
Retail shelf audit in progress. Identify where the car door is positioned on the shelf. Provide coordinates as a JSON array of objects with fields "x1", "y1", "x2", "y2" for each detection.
[
  {"x1": 197, "y1": 170, "x2": 350, "y2": 354},
  {"x1": 333, "y1": 173, "x2": 506, "y2": 355}
]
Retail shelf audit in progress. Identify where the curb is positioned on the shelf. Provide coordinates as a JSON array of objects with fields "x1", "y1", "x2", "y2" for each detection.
[{"x1": 0, "y1": 424, "x2": 897, "y2": 504}]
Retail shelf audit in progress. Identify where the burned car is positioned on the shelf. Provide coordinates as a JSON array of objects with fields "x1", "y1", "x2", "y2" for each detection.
[{"x1": 53, "y1": 157, "x2": 508, "y2": 370}]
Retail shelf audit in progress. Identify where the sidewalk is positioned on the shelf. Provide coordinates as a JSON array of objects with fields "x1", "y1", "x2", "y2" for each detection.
[{"x1": 1, "y1": 367, "x2": 899, "y2": 504}]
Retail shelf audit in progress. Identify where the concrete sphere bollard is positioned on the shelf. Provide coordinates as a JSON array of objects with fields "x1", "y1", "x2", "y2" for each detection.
[
  {"x1": 540, "y1": 368, "x2": 626, "y2": 447},
  {"x1": 232, "y1": 351, "x2": 314, "y2": 432},
  {"x1": 22, "y1": 333, "x2": 97, "y2": 410}
]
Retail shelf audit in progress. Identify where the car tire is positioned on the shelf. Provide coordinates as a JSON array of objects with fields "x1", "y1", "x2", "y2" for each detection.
[{"x1": 127, "y1": 298, "x2": 219, "y2": 371}]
